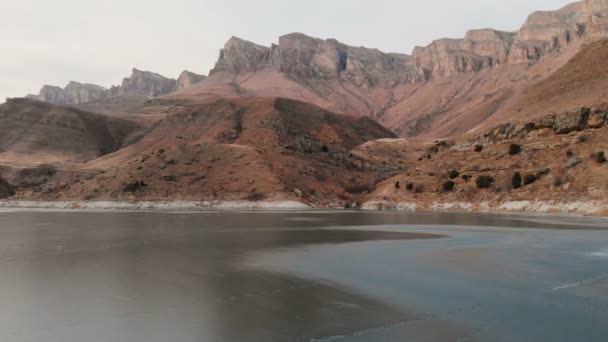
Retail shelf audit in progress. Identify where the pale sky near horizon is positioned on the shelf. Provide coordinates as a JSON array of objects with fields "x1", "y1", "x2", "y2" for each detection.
[{"x1": 1, "y1": 0, "x2": 573, "y2": 100}]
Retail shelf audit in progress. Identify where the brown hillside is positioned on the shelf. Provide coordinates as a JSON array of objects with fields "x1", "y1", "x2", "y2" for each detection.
[
  {"x1": 0, "y1": 98, "x2": 142, "y2": 166},
  {"x1": 501, "y1": 39, "x2": 608, "y2": 123},
  {"x1": 26, "y1": 98, "x2": 398, "y2": 206}
]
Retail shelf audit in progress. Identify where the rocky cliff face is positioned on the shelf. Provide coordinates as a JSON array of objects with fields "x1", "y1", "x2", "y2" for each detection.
[
  {"x1": 29, "y1": 69, "x2": 204, "y2": 105},
  {"x1": 211, "y1": 0, "x2": 608, "y2": 83},
  {"x1": 212, "y1": 33, "x2": 416, "y2": 87},
  {"x1": 177, "y1": 70, "x2": 206, "y2": 89},
  {"x1": 115, "y1": 68, "x2": 178, "y2": 97}
]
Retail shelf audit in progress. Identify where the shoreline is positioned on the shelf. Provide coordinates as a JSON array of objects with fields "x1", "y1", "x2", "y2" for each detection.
[
  {"x1": 361, "y1": 200, "x2": 608, "y2": 217},
  {"x1": 0, "y1": 199, "x2": 606, "y2": 217},
  {"x1": 0, "y1": 200, "x2": 311, "y2": 211}
]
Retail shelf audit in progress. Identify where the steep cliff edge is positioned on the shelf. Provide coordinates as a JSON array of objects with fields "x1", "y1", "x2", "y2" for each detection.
[
  {"x1": 174, "y1": 0, "x2": 608, "y2": 138},
  {"x1": 28, "y1": 69, "x2": 205, "y2": 105}
]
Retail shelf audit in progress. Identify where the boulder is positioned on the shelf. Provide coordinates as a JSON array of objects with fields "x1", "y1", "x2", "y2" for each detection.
[
  {"x1": 553, "y1": 108, "x2": 590, "y2": 134},
  {"x1": 588, "y1": 108, "x2": 608, "y2": 128}
]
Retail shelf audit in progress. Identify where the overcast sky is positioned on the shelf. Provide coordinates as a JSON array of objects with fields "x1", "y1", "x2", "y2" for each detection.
[{"x1": 1, "y1": 0, "x2": 573, "y2": 100}]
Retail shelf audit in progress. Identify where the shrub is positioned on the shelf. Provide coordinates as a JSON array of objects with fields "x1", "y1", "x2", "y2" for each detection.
[
  {"x1": 553, "y1": 177, "x2": 563, "y2": 187},
  {"x1": 321, "y1": 145, "x2": 329, "y2": 153},
  {"x1": 512, "y1": 172, "x2": 522, "y2": 189},
  {"x1": 123, "y1": 180, "x2": 147, "y2": 193},
  {"x1": 448, "y1": 170, "x2": 460, "y2": 179},
  {"x1": 523, "y1": 174, "x2": 537, "y2": 186},
  {"x1": 476, "y1": 176, "x2": 495, "y2": 189},
  {"x1": 19, "y1": 164, "x2": 56, "y2": 178},
  {"x1": 442, "y1": 181, "x2": 456, "y2": 193},
  {"x1": 406, "y1": 183, "x2": 414, "y2": 191},
  {"x1": 462, "y1": 175, "x2": 472, "y2": 181},
  {"x1": 474, "y1": 145, "x2": 484, "y2": 152},
  {"x1": 592, "y1": 151, "x2": 606, "y2": 163},
  {"x1": 0, "y1": 177, "x2": 15, "y2": 198},
  {"x1": 247, "y1": 192, "x2": 267, "y2": 201},
  {"x1": 394, "y1": 181, "x2": 401, "y2": 189},
  {"x1": 508, "y1": 144, "x2": 522, "y2": 155}
]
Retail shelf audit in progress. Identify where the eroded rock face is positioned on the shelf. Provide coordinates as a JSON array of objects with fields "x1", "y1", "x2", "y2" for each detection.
[
  {"x1": 211, "y1": 37, "x2": 272, "y2": 74},
  {"x1": 211, "y1": 33, "x2": 418, "y2": 87},
  {"x1": 476, "y1": 106, "x2": 607, "y2": 143},
  {"x1": 35, "y1": 82, "x2": 109, "y2": 105},
  {"x1": 211, "y1": 0, "x2": 608, "y2": 83},
  {"x1": 116, "y1": 68, "x2": 178, "y2": 97},
  {"x1": 37, "y1": 85, "x2": 69, "y2": 104},
  {"x1": 28, "y1": 68, "x2": 190, "y2": 105},
  {"x1": 178, "y1": 70, "x2": 206, "y2": 89}
]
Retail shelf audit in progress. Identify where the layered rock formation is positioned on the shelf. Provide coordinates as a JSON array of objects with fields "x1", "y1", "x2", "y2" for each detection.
[
  {"x1": 109, "y1": 68, "x2": 178, "y2": 97},
  {"x1": 178, "y1": 70, "x2": 206, "y2": 89},
  {"x1": 26, "y1": 82, "x2": 106, "y2": 105},
  {"x1": 211, "y1": 33, "x2": 416, "y2": 86},
  {"x1": 28, "y1": 69, "x2": 205, "y2": 105},
  {"x1": 182, "y1": 0, "x2": 607, "y2": 138},
  {"x1": 211, "y1": 1, "x2": 608, "y2": 84}
]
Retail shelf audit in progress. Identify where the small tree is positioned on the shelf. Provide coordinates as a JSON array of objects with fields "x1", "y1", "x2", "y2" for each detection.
[
  {"x1": 476, "y1": 176, "x2": 495, "y2": 189},
  {"x1": 508, "y1": 144, "x2": 522, "y2": 155},
  {"x1": 512, "y1": 172, "x2": 522, "y2": 189},
  {"x1": 448, "y1": 170, "x2": 460, "y2": 179},
  {"x1": 474, "y1": 145, "x2": 484, "y2": 152},
  {"x1": 523, "y1": 174, "x2": 537, "y2": 186},
  {"x1": 442, "y1": 181, "x2": 456, "y2": 193}
]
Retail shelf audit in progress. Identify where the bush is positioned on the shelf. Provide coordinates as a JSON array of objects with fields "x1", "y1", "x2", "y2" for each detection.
[
  {"x1": 405, "y1": 183, "x2": 423, "y2": 193},
  {"x1": 462, "y1": 175, "x2": 472, "y2": 181},
  {"x1": 247, "y1": 192, "x2": 267, "y2": 201},
  {"x1": 394, "y1": 181, "x2": 400, "y2": 189},
  {"x1": 321, "y1": 145, "x2": 329, "y2": 153},
  {"x1": 553, "y1": 177, "x2": 563, "y2": 187},
  {"x1": 476, "y1": 176, "x2": 495, "y2": 189},
  {"x1": 442, "y1": 181, "x2": 456, "y2": 193},
  {"x1": 0, "y1": 177, "x2": 15, "y2": 198},
  {"x1": 523, "y1": 174, "x2": 537, "y2": 186},
  {"x1": 17, "y1": 164, "x2": 58, "y2": 188},
  {"x1": 448, "y1": 170, "x2": 460, "y2": 179},
  {"x1": 123, "y1": 180, "x2": 147, "y2": 193},
  {"x1": 592, "y1": 151, "x2": 606, "y2": 163},
  {"x1": 474, "y1": 145, "x2": 484, "y2": 152},
  {"x1": 508, "y1": 144, "x2": 522, "y2": 155},
  {"x1": 19, "y1": 164, "x2": 57, "y2": 178},
  {"x1": 512, "y1": 172, "x2": 522, "y2": 189}
]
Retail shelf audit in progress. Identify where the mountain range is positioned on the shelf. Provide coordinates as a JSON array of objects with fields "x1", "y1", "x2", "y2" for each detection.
[{"x1": 2, "y1": 0, "x2": 607, "y2": 214}]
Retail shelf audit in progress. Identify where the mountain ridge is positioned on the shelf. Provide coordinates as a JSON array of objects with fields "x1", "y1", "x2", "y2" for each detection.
[{"x1": 26, "y1": 68, "x2": 207, "y2": 105}]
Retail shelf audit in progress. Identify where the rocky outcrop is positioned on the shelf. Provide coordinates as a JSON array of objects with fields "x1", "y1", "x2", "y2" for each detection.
[
  {"x1": 211, "y1": 0, "x2": 608, "y2": 84},
  {"x1": 212, "y1": 37, "x2": 272, "y2": 74},
  {"x1": 28, "y1": 68, "x2": 206, "y2": 105},
  {"x1": 113, "y1": 68, "x2": 178, "y2": 97},
  {"x1": 212, "y1": 33, "x2": 418, "y2": 87},
  {"x1": 178, "y1": 70, "x2": 206, "y2": 89},
  {"x1": 477, "y1": 106, "x2": 607, "y2": 143}
]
